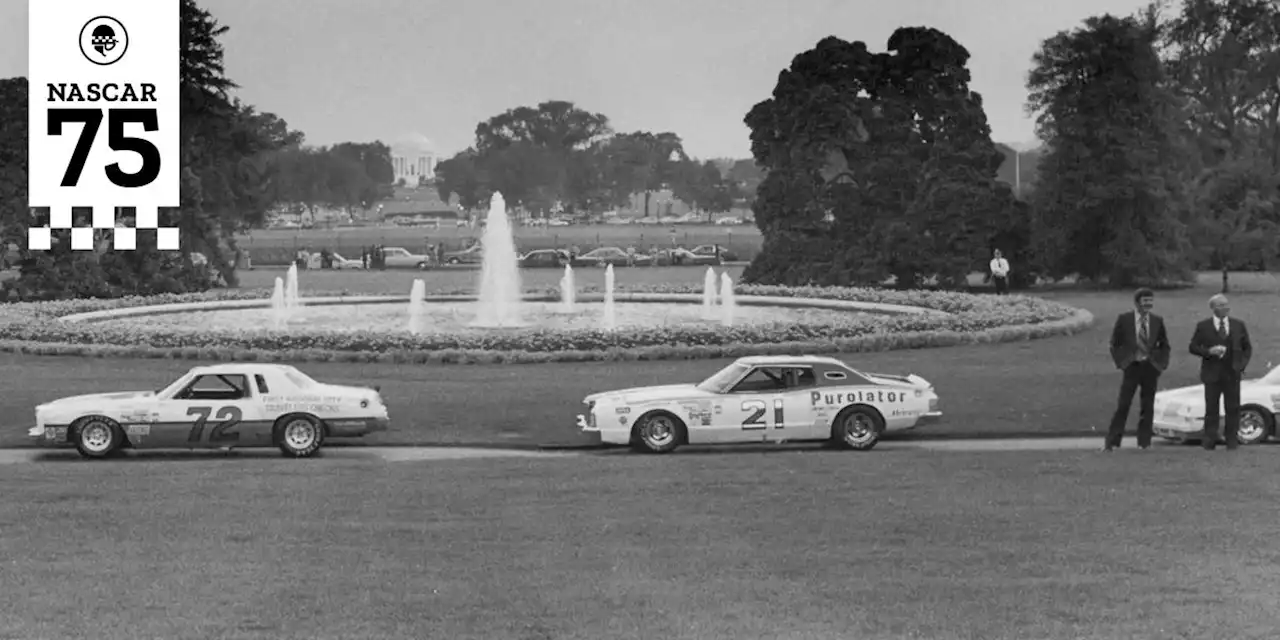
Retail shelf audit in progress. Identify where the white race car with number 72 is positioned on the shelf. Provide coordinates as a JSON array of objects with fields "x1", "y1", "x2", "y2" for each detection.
[
  {"x1": 576, "y1": 355, "x2": 942, "y2": 453},
  {"x1": 28, "y1": 363, "x2": 389, "y2": 459}
]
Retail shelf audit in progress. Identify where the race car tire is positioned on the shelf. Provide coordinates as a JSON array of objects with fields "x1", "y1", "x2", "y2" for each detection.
[
  {"x1": 448, "y1": 258, "x2": 461, "y2": 265},
  {"x1": 275, "y1": 414, "x2": 325, "y2": 458},
  {"x1": 831, "y1": 405, "x2": 883, "y2": 451},
  {"x1": 73, "y1": 416, "x2": 124, "y2": 459},
  {"x1": 1237, "y1": 405, "x2": 1273, "y2": 445},
  {"x1": 631, "y1": 411, "x2": 686, "y2": 454}
]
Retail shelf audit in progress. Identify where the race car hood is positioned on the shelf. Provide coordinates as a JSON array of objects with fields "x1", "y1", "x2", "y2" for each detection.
[
  {"x1": 38, "y1": 390, "x2": 155, "y2": 410},
  {"x1": 1158, "y1": 380, "x2": 1270, "y2": 406},
  {"x1": 863, "y1": 372, "x2": 931, "y2": 389},
  {"x1": 585, "y1": 384, "x2": 714, "y2": 404}
]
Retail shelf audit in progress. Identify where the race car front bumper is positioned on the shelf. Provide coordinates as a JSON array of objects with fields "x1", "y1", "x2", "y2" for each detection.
[
  {"x1": 27, "y1": 424, "x2": 71, "y2": 447},
  {"x1": 917, "y1": 411, "x2": 943, "y2": 425},
  {"x1": 324, "y1": 417, "x2": 390, "y2": 437}
]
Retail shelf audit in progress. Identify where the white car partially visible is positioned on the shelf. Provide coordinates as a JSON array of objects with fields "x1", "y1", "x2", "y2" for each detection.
[{"x1": 1153, "y1": 364, "x2": 1280, "y2": 445}]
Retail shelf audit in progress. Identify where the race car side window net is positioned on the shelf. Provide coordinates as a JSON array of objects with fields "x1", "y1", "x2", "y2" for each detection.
[{"x1": 178, "y1": 374, "x2": 249, "y2": 401}]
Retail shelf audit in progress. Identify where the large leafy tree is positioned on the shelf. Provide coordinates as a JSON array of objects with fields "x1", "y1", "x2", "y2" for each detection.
[
  {"x1": 176, "y1": 0, "x2": 301, "y2": 284},
  {"x1": 1147, "y1": 0, "x2": 1280, "y2": 289},
  {"x1": 1026, "y1": 14, "x2": 1190, "y2": 286},
  {"x1": 743, "y1": 29, "x2": 1024, "y2": 288},
  {"x1": 436, "y1": 101, "x2": 613, "y2": 215}
]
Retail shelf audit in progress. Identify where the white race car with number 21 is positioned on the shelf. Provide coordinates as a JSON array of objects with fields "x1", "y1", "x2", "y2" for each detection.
[{"x1": 576, "y1": 355, "x2": 942, "y2": 453}]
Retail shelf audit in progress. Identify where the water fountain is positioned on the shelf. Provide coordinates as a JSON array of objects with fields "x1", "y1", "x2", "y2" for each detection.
[
  {"x1": 701, "y1": 267, "x2": 718, "y2": 320},
  {"x1": 472, "y1": 192, "x2": 523, "y2": 327},
  {"x1": 602, "y1": 264, "x2": 617, "y2": 330},
  {"x1": 284, "y1": 263, "x2": 300, "y2": 316},
  {"x1": 407, "y1": 279, "x2": 426, "y2": 334},
  {"x1": 270, "y1": 277, "x2": 287, "y2": 329},
  {"x1": 559, "y1": 264, "x2": 576, "y2": 313},
  {"x1": 719, "y1": 272, "x2": 736, "y2": 326}
]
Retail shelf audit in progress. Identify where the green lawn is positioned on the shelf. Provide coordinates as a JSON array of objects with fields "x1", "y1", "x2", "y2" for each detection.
[
  {"x1": 3, "y1": 270, "x2": 1279, "y2": 449},
  {"x1": 238, "y1": 224, "x2": 763, "y2": 264},
  {"x1": 3, "y1": 448, "x2": 1278, "y2": 640}
]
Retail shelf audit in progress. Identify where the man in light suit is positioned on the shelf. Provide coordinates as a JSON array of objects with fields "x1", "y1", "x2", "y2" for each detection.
[
  {"x1": 1188, "y1": 293, "x2": 1252, "y2": 450},
  {"x1": 1105, "y1": 288, "x2": 1170, "y2": 450}
]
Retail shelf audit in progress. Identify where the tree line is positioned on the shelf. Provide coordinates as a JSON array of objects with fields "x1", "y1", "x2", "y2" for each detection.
[
  {"x1": 744, "y1": 0, "x2": 1280, "y2": 290},
  {"x1": 433, "y1": 101, "x2": 760, "y2": 218}
]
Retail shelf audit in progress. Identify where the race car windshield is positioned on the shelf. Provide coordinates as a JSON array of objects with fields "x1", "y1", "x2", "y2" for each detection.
[
  {"x1": 1261, "y1": 365, "x2": 1280, "y2": 384},
  {"x1": 696, "y1": 362, "x2": 751, "y2": 393}
]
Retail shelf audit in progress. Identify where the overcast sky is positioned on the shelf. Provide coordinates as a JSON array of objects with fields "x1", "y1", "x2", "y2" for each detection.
[{"x1": 1, "y1": 0, "x2": 1155, "y2": 158}]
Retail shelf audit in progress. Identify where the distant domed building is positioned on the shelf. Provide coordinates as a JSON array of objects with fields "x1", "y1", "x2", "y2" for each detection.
[{"x1": 390, "y1": 133, "x2": 437, "y2": 185}]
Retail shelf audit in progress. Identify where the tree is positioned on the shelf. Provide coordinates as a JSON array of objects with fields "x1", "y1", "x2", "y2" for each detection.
[
  {"x1": 1026, "y1": 14, "x2": 1190, "y2": 286},
  {"x1": 1146, "y1": 0, "x2": 1280, "y2": 289},
  {"x1": 670, "y1": 160, "x2": 732, "y2": 218},
  {"x1": 603, "y1": 131, "x2": 687, "y2": 217},
  {"x1": 0, "y1": 78, "x2": 28, "y2": 266},
  {"x1": 743, "y1": 29, "x2": 1024, "y2": 288}
]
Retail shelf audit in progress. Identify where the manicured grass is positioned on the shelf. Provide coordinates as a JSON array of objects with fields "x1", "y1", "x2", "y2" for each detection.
[
  {"x1": 3, "y1": 448, "x2": 1278, "y2": 639},
  {"x1": 3, "y1": 271, "x2": 1278, "y2": 449},
  {"x1": 237, "y1": 224, "x2": 763, "y2": 264}
]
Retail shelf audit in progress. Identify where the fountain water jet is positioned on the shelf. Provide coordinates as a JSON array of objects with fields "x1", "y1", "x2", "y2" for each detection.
[
  {"x1": 602, "y1": 264, "x2": 617, "y2": 330},
  {"x1": 472, "y1": 192, "x2": 523, "y2": 327},
  {"x1": 284, "y1": 263, "x2": 300, "y2": 315},
  {"x1": 559, "y1": 264, "x2": 576, "y2": 313},
  {"x1": 701, "y1": 267, "x2": 718, "y2": 320},
  {"x1": 408, "y1": 279, "x2": 426, "y2": 334},
  {"x1": 719, "y1": 272, "x2": 737, "y2": 326},
  {"x1": 270, "y1": 277, "x2": 287, "y2": 328}
]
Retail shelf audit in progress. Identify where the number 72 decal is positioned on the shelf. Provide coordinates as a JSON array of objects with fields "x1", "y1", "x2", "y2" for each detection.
[
  {"x1": 741, "y1": 399, "x2": 784, "y2": 430},
  {"x1": 186, "y1": 406, "x2": 243, "y2": 444}
]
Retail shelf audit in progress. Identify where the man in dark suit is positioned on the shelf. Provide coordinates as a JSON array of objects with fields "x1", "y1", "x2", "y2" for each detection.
[
  {"x1": 1105, "y1": 288, "x2": 1171, "y2": 450},
  {"x1": 1189, "y1": 293, "x2": 1252, "y2": 450}
]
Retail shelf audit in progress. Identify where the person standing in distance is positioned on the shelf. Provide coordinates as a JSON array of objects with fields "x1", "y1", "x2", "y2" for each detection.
[
  {"x1": 1189, "y1": 294, "x2": 1252, "y2": 450},
  {"x1": 1105, "y1": 288, "x2": 1170, "y2": 451},
  {"x1": 989, "y1": 249, "x2": 1010, "y2": 295}
]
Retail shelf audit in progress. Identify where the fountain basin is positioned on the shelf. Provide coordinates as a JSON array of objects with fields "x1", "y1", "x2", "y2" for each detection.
[
  {"x1": 60, "y1": 292, "x2": 945, "y2": 325},
  {"x1": 89, "y1": 299, "x2": 887, "y2": 334}
]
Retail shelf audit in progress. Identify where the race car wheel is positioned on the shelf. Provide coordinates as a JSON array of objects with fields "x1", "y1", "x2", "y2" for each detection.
[
  {"x1": 275, "y1": 414, "x2": 325, "y2": 458},
  {"x1": 447, "y1": 258, "x2": 460, "y2": 265},
  {"x1": 832, "y1": 405, "x2": 883, "y2": 451},
  {"x1": 631, "y1": 411, "x2": 685, "y2": 454},
  {"x1": 73, "y1": 416, "x2": 124, "y2": 459},
  {"x1": 1237, "y1": 406, "x2": 1273, "y2": 445}
]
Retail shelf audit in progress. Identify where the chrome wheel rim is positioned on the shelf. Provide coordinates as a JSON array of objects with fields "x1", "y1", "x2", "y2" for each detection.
[
  {"x1": 81, "y1": 422, "x2": 113, "y2": 453},
  {"x1": 1239, "y1": 410, "x2": 1266, "y2": 443},
  {"x1": 843, "y1": 413, "x2": 876, "y2": 446},
  {"x1": 642, "y1": 416, "x2": 676, "y2": 448},
  {"x1": 284, "y1": 420, "x2": 318, "y2": 450}
]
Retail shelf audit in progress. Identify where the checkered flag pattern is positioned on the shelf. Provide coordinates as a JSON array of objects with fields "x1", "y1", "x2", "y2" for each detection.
[{"x1": 27, "y1": 206, "x2": 180, "y2": 251}]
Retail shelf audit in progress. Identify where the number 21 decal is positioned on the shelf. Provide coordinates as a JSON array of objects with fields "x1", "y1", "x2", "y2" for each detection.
[
  {"x1": 186, "y1": 406, "x2": 243, "y2": 444},
  {"x1": 741, "y1": 399, "x2": 784, "y2": 430}
]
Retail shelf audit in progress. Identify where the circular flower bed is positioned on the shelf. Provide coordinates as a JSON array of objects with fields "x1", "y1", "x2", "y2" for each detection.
[{"x1": 0, "y1": 284, "x2": 1094, "y2": 364}]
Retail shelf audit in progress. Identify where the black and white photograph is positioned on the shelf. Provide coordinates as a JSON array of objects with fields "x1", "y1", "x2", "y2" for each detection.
[{"x1": 2, "y1": 0, "x2": 1280, "y2": 638}]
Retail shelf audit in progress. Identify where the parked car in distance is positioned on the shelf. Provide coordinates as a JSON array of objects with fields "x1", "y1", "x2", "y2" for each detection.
[
  {"x1": 690, "y1": 244, "x2": 738, "y2": 262},
  {"x1": 442, "y1": 245, "x2": 484, "y2": 265},
  {"x1": 520, "y1": 249, "x2": 574, "y2": 268},
  {"x1": 329, "y1": 252, "x2": 364, "y2": 269},
  {"x1": 381, "y1": 247, "x2": 430, "y2": 269},
  {"x1": 656, "y1": 248, "x2": 722, "y2": 266},
  {"x1": 577, "y1": 247, "x2": 654, "y2": 267}
]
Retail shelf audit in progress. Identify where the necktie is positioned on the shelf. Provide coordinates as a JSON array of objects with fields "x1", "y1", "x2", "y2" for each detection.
[
  {"x1": 1139, "y1": 315, "x2": 1148, "y2": 344},
  {"x1": 1217, "y1": 319, "x2": 1228, "y2": 340}
]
